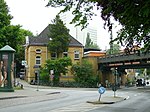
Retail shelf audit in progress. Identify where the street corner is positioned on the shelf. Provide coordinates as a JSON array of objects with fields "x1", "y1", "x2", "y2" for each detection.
[{"x1": 86, "y1": 96, "x2": 129, "y2": 105}]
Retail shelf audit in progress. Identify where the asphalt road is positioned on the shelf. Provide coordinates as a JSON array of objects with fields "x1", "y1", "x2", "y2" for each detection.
[
  {"x1": 88, "y1": 87, "x2": 150, "y2": 112},
  {"x1": 0, "y1": 86, "x2": 149, "y2": 112}
]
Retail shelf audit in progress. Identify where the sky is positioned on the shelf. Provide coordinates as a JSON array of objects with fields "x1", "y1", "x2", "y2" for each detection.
[{"x1": 5, "y1": 0, "x2": 121, "y2": 50}]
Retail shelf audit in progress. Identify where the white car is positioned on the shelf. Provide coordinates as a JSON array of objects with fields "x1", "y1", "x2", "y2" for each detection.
[{"x1": 19, "y1": 69, "x2": 25, "y2": 80}]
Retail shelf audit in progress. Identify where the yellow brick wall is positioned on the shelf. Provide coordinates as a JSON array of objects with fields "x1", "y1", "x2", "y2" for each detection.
[
  {"x1": 83, "y1": 57, "x2": 98, "y2": 74},
  {"x1": 60, "y1": 46, "x2": 83, "y2": 82},
  {"x1": 25, "y1": 46, "x2": 48, "y2": 82}
]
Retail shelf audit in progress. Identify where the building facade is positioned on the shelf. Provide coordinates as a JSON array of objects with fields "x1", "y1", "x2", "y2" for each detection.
[{"x1": 24, "y1": 25, "x2": 84, "y2": 83}]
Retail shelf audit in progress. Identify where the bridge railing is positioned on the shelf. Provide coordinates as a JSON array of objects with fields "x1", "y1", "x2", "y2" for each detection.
[{"x1": 99, "y1": 51, "x2": 150, "y2": 63}]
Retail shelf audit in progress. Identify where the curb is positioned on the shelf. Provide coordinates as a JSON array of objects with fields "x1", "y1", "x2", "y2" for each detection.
[
  {"x1": 87, "y1": 101, "x2": 115, "y2": 104},
  {"x1": 0, "y1": 96, "x2": 27, "y2": 100},
  {"x1": 87, "y1": 96, "x2": 129, "y2": 105}
]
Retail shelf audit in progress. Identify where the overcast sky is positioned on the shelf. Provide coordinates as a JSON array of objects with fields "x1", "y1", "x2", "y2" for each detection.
[{"x1": 5, "y1": 0, "x2": 121, "y2": 50}]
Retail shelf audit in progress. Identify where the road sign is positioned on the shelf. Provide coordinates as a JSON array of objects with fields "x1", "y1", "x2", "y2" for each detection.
[
  {"x1": 98, "y1": 86, "x2": 106, "y2": 94},
  {"x1": 22, "y1": 60, "x2": 27, "y2": 66},
  {"x1": 50, "y1": 70, "x2": 54, "y2": 75},
  {"x1": 112, "y1": 85, "x2": 118, "y2": 91}
]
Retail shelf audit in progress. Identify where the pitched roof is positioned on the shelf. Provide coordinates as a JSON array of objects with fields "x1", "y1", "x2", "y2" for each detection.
[{"x1": 28, "y1": 25, "x2": 83, "y2": 47}]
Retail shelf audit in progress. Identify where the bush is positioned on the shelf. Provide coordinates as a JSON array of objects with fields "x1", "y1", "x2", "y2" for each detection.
[{"x1": 71, "y1": 59, "x2": 99, "y2": 87}]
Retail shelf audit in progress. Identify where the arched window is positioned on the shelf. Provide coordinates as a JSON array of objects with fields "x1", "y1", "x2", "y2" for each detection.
[{"x1": 36, "y1": 56, "x2": 41, "y2": 65}]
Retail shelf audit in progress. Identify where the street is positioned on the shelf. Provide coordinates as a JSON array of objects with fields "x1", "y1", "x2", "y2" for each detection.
[
  {"x1": 0, "y1": 86, "x2": 150, "y2": 112},
  {"x1": 89, "y1": 88, "x2": 150, "y2": 112}
]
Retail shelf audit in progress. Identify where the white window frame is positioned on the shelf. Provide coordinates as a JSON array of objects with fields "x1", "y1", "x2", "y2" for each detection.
[
  {"x1": 35, "y1": 56, "x2": 41, "y2": 65},
  {"x1": 51, "y1": 52, "x2": 57, "y2": 60},
  {"x1": 74, "y1": 50, "x2": 80, "y2": 59},
  {"x1": 63, "y1": 51, "x2": 68, "y2": 57},
  {"x1": 35, "y1": 49, "x2": 42, "y2": 53}
]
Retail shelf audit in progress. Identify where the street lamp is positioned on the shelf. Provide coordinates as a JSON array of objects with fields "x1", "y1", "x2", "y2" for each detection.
[{"x1": 33, "y1": 65, "x2": 40, "y2": 91}]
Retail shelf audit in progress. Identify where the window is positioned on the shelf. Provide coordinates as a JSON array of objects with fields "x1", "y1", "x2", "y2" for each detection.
[
  {"x1": 51, "y1": 52, "x2": 57, "y2": 60},
  {"x1": 74, "y1": 51, "x2": 79, "y2": 59},
  {"x1": 36, "y1": 56, "x2": 41, "y2": 65},
  {"x1": 36, "y1": 49, "x2": 41, "y2": 53},
  {"x1": 63, "y1": 52, "x2": 68, "y2": 57}
]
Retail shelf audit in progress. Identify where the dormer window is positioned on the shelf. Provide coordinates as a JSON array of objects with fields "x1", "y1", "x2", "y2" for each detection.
[{"x1": 36, "y1": 49, "x2": 41, "y2": 54}]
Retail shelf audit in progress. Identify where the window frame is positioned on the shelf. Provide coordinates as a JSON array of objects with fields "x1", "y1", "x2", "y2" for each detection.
[
  {"x1": 35, "y1": 56, "x2": 41, "y2": 65},
  {"x1": 63, "y1": 51, "x2": 68, "y2": 57},
  {"x1": 35, "y1": 49, "x2": 42, "y2": 54},
  {"x1": 51, "y1": 52, "x2": 57, "y2": 60},
  {"x1": 74, "y1": 50, "x2": 80, "y2": 60}
]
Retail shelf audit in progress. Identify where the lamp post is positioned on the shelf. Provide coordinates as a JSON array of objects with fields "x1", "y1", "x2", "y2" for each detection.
[{"x1": 33, "y1": 65, "x2": 40, "y2": 91}]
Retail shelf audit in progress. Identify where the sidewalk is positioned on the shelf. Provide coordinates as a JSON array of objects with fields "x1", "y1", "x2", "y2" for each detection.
[
  {"x1": 0, "y1": 79, "x2": 66, "y2": 100},
  {"x1": 0, "y1": 79, "x2": 68, "y2": 108}
]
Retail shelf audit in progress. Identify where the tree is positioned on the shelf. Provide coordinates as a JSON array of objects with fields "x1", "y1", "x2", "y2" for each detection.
[
  {"x1": 41, "y1": 57, "x2": 72, "y2": 86},
  {"x1": 0, "y1": 0, "x2": 12, "y2": 28},
  {"x1": 106, "y1": 44, "x2": 120, "y2": 55},
  {"x1": 85, "y1": 33, "x2": 99, "y2": 49},
  {"x1": 46, "y1": 0, "x2": 150, "y2": 52},
  {"x1": 48, "y1": 15, "x2": 70, "y2": 58},
  {"x1": 71, "y1": 59, "x2": 98, "y2": 87}
]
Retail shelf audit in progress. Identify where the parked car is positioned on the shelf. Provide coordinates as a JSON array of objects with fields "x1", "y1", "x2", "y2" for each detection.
[{"x1": 19, "y1": 69, "x2": 25, "y2": 80}]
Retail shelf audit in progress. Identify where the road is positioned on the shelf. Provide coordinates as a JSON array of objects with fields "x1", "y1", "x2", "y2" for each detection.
[
  {"x1": 89, "y1": 87, "x2": 150, "y2": 112},
  {"x1": 0, "y1": 87, "x2": 150, "y2": 112}
]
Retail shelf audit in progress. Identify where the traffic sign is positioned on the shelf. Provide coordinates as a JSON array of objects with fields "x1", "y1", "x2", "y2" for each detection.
[
  {"x1": 22, "y1": 60, "x2": 27, "y2": 66},
  {"x1": 98, "y1": 86, "x2": 106, "y2": 94}
]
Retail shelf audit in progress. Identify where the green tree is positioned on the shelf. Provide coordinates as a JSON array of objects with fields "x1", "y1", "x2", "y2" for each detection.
[
  {"x1": 41, "y1": 57, "x2": 72, "y2": 86},
  {"x1": 48, "y1": 15, "x2": 70, "y2": 58},
  {"x1": 85, "y1": 33, "x2": 99, "y2": 49},
  {"x1": 0, "y1": 0, "x2": 12, "y2": 28},
  {"x1": 106, "y1": 44, "x2": 120, "y2": 55},
  {"x1": 71, "y1": 59, "x2": 98, "y2": 87},
  {"x1": 46, "y1": 0, "x2": 150, "y2": 52}
]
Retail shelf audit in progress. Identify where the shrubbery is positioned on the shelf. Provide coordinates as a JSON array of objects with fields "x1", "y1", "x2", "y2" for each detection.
[
  {"x1": 71, "y1": 59, "x2": 99, "y2": 88},
  {"x1": 39, "y1": 59, "x2": 99, "y2": 88}
]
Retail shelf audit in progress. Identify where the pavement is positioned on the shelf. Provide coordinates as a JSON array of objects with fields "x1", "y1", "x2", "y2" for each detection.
[{"x1": 0, "y1": 79, "x2": 129, "y2": 108}]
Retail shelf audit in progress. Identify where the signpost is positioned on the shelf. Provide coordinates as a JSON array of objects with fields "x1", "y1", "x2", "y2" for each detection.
[
  {"x1": 112, "y1": 84, "x2": 117, "y2": 97},
  {"x1": 98, "y1": 86, "x2": 106, "y2": 102},
  {"x1": 111, "y1": 67, "x2": 118, "y2": 97},
  {"x1": 50, "y1": 70, "x2": 54, "y2": 86}
]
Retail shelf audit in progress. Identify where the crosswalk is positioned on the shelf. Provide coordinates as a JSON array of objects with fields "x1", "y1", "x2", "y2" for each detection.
[{"x1": 50, "y1": 102, "x2": 105, "y2": 112}]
